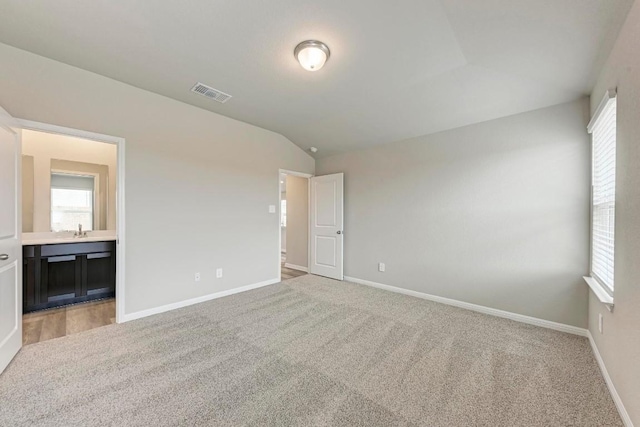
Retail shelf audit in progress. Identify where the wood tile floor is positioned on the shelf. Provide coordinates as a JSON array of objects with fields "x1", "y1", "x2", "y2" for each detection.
[
  {"x1": 281, "y1": 253, "x2": 307, "y2": 280},
  {"x1": 23, "y1": 298, "x2": 116, "y2": 346}
]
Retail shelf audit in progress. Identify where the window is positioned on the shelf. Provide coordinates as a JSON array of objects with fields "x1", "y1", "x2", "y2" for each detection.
[
  {"x1": 588, "y1": 91, "x2": 617, "y2": 293},
  {"x1": 51, "y1": 173, "x2": 95, "y2": 232},
  {"x1": 281, "y1": 200, "x2": 287, "y2": 227}
]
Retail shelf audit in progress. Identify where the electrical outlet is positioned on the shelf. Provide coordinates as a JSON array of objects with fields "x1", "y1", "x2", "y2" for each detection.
[
  {"x1": 378, "y1": 262, "x2": 385, "y2": 272},
  {"x1": 195, "y1": 272, "x2": 201, "y2": 282},
  {"x1": 216, "y1": 268, "x2": 223, "y2": 279},
  {"x1": 599, "y1": 313, "x2": 604, "y2": 334}
]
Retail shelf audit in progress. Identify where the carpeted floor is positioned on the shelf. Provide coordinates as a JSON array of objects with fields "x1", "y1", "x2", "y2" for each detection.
[{"x1": 0, "y1": 275, "x2": 621, "y2": 426}]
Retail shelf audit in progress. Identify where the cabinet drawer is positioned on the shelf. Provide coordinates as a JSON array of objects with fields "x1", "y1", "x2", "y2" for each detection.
[{"x1": 40, "y1": 241, "x2": 115, "y2": 257}]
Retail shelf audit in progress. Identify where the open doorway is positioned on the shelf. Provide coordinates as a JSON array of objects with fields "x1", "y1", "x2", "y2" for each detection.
[
  {"x1": 277, "y1": 170, "x2": 345, "y2": 282},
  {"x1": 19, "y1": 126, "x2": 122, "y2": 345},
  {"x1": 279, "y1": 170, "x2": 311, "y2": 281}
]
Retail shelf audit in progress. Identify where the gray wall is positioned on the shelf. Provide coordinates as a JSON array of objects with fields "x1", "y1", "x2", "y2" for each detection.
[
  {"x1": 317, "y1": 99, "x2": 591, "y2": 328},
  {"x1": 588, "y1": 1, "x2": 640, "y2": 423},
  {"x1": 285, "y1": 175, "x2": 308, "y2": 269},
  {"x1": 21, "y1": 155, "x2": 34, "y2": 232},
  {"x1": 0, "y1": 42, "x2": 314, "y2": 315}
]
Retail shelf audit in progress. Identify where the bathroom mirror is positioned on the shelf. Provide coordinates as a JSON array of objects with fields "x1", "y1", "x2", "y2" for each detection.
[
  {"x1": 50, "y1": 160, "x2": 110, "y2": 232},
  {"x1": 21, "y1": 129, "x2": 117, "y2": 233},
  {"x1": 21, "y1": 159, "x2": 111, "y2": 232},
  {"x1": 50, "y1": 171, "x2": 97, "y2": 232}
]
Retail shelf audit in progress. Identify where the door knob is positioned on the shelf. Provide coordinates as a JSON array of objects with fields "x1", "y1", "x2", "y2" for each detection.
[
  {"x1": 337, "y1": 231, "x2": 342, "y2": 235},
  {"x1": 0, "y1": 254, "x2": 8, "y2": 261}
]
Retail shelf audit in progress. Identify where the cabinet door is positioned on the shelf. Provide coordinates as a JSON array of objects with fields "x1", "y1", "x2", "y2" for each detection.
[
  {"x1": 84, "y1": 252, "x2": 115, "y2": 296},
  {"x1": 42, "y1": 255, "x2": 81, "y2": 303}
]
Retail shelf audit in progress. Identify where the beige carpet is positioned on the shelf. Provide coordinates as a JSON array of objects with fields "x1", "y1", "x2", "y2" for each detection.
[{"x1": 0, "y1": 275, "x2": 620, "y2": 426}]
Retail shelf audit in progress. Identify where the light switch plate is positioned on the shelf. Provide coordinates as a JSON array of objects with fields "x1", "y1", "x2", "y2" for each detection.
[{"x1": 268, "y1": 205, "x2": 276, "y2": 213}]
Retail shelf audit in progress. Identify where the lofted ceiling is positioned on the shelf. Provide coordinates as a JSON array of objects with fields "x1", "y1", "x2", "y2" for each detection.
[{"x1": 0, "y1": 0, "x2": 633, "y2": 157}]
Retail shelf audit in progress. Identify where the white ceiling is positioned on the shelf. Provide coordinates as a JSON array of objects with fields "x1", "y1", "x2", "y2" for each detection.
[{"x1": 0, "y1": 0, "x2": 633, "y2": 157}]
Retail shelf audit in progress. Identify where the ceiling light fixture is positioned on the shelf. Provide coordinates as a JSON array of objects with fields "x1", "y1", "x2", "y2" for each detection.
[{"x1": 294, "y1": 40, "x2": 330, "y2": 71}]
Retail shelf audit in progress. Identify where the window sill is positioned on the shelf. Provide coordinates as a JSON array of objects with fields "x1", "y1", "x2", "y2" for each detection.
[{"x1": 583, "y1": 276, "x2": 614, "y2": 311}]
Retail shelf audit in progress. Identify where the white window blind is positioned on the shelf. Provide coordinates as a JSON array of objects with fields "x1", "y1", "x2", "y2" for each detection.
[{"x1": 588, "y1": 93, "x2": 616, "y2": 293}]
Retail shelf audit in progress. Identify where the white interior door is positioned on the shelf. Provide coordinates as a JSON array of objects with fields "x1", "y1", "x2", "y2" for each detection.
[
  {"x1": 310, "y1": 173, "x2": 343, "y2": 280},
  {"x1": 0, "y1": 106, "x2": 21, "y2": 375}
]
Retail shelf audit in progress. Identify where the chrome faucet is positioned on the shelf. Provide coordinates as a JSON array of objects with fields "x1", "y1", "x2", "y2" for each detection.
[{"x1": 74, "y1": 224, "x2": 87, "y2": 238}]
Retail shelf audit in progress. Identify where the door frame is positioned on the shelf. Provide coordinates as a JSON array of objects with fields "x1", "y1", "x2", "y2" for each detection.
[
  {"x1": 278, "y1": 169, "x2": 312, "y2": 282},
  {"x1": 17, "y1": 119, "x2": 126, "y2": 323}
]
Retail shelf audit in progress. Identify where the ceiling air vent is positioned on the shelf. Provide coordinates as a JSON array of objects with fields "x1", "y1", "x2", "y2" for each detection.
[{"x1": 190, "y1": 82, "x2": 232, "y2": 103}]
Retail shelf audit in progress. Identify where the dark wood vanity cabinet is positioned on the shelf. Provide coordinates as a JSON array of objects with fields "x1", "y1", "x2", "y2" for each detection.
[{"x1": 23, "y1": 241, "x2": 115, "y2": 313}]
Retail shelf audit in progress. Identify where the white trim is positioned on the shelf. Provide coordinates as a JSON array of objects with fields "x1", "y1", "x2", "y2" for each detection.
[
  {"x1": 307, "y1": 177, "x2": 311, "y2": 274},
  {"x1": 583, "y1": 276, "x2": 614, "y2": 310},
  {"x1": 587, "y1": 88, "x2": 617, "y2": 133},
  {"x1": 116, "y1": 131, "x2": 126, "y2": 323},
  {"x1": 280, "y1": 169, "x2": 313, "y2": 179},
  {"x1": 16, "y1": 119, "x2": 127, "y2": 324},
  {"x1": 121, "y1": 278, "x2": 280, "y2": 322},
  {"x1": 344, "y1": 276, "x2": 588, "y2": 336},
  {"x1": 17, "y1": 119, "x2": 124, "y2": 145},
  {"x1": 587, "y1": 332, "x2": 634, "y2": 427},
  {"x1": 284, "y1": 263, "x2": 308, "y2": 273}
]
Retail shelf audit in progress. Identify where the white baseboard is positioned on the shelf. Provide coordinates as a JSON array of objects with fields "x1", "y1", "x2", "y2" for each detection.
[
  {"x1": 120, "y1": 278, "x2": 280, "y2": 323},
  {"x1": 344, "y1": 276, "x2": 588, "y2": 337},
  {"x1": 284, "y1": 263, "x2": 308, "y2": 273},
  {"x1": 587, "y1": 332, "x2": 634, "y2": 427}
]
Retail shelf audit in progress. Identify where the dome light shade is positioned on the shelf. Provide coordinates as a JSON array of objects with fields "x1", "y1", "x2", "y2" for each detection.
[{"x1": 294, "y1": 40, "x2": 330, "y2": 71}]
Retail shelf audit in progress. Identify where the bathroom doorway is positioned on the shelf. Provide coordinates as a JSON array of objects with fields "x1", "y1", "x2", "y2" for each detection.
[{"x1": 18, "y1": 121, "x2": 125, "y2": 344}]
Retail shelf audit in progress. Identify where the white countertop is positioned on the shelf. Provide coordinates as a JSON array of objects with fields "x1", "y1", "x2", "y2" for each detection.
[{"x1": 22, "y1": 231, "x2": 117, "y2": 246}]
